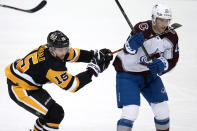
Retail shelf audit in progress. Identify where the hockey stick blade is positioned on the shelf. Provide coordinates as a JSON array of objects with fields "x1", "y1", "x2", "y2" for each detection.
[
  {"x1": 111, "y1": 23, "x2": 182, "y2": 55},
  {"x1": 28, "y1": 0, "x2": 47, "y2": 13},
  {"x1": 0, "y1": 0, "x2": 47, "y2": 13},
  {"x1": 171, "y1": 23, "x2": 182, "y2": 29}
]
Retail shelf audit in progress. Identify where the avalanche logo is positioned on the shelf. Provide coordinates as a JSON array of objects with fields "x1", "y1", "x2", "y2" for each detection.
[
  {"x1": 139, "y1": 23, "x2": 149, "y2": 31},
  {"x1": 140, "y1": 55, "x2": 149, "y2": 65}
]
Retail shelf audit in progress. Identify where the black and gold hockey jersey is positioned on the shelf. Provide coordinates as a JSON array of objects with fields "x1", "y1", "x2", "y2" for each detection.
[{"x1": 5, "y1": 44, "x2": 94, "y2": 92}]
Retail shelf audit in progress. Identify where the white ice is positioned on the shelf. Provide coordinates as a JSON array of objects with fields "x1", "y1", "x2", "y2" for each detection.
[{"x1": 0, "y1": 0, "x2": 197, "y2": 130}]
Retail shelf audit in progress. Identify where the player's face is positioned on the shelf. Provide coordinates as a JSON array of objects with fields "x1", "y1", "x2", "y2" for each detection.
[
  {"x1": 154, "y1": 18, "x2": 170, "y2": 33},
  {"x1": 54, "y1": 47, "x2": 69, "y2": 60}
]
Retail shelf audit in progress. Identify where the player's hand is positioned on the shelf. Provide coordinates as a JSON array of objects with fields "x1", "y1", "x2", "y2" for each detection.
[
  {"x1": 100, "y1": 48, "x2": 113, "y2": 67},
  {"x1": 87, "y1": 56, "x2": 103, "y2": 77},
  {"x1": 87, "y1": 49, "x2": 113, "y2": 77},
  {"x1": 92, "y1": 48, "x2": 113, "y2": 68},
  {"x1": 147, "y1": 57, "x2": 168, "y2": 74},
  {"x1": 92, "y1": 49, "x2": 113, "y2": 61},
  {"x1": 124, "y1": 32, "x2": 144, "y2": 54}
]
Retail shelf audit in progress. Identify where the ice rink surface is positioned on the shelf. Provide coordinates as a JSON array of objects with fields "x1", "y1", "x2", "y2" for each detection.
[{"x1": 0, "y1": 0, "x2": 197, "y2": 130}]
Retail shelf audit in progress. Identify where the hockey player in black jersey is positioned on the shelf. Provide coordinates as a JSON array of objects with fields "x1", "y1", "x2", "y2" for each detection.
[{"x1": 5, "y1": 30, "x2": 113, "y2": 131}]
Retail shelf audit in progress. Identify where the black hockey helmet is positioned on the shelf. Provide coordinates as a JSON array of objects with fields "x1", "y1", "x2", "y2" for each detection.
[{"x1": 47, "y1": 30, "x2": 69, "y2": 48}]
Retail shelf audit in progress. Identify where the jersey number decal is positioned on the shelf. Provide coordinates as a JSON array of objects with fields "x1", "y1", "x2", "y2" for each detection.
[
  {"x1": 54, "y1": 73, "x2": 68, "y2": 84},
  {"x1": 16, "y1": 52, "x2": 38, "y2": 73}
]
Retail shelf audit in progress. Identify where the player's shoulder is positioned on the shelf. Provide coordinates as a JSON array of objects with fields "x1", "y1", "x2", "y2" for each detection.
[
  {"x1": 36, "y1": 44, "x2": 48, "y2": 62},
  {"x1": 162, "y1": 26, "x2": 179, "y2": 44},
  {"x1": 134, "y1": 20, "x2": 152, "y2": 38},
  {"x1": 134, "y1": 20, "x2": 151, "y2": 32},
  {"x1": 64, "y1": 47, "x2": 80, "y2": 62}
]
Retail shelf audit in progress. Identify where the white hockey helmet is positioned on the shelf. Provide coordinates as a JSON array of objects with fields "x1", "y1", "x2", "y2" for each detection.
[{"x1": 152, "y1": 4, "x2": 172, "y2": 23}]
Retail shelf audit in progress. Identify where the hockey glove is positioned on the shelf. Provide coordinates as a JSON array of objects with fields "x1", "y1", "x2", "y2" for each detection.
[
  {"x1": 100, "y1": 48, "x2": 113, "y2": 68},
  {"x1": 92, "y1": 49, "x2": 112, "y2": 60},
  {"x1": 124, "y1": 32, "x2": 144, "y2": 54},
  {"x1": 87, "y1": 56, "x2": 103, "y2": 77},
  {"x1": 92, "y1": 48, "x2": 113, "y2": 69},
  {"x1": 92, "y1": 49, "x2": 104, "y2": 61},
  {"x1": 147, "y1": 57, "x2": 169, "y2": 74},
  {"x1": 87, "y1": 49, "x2": 113, "y2": 77}
]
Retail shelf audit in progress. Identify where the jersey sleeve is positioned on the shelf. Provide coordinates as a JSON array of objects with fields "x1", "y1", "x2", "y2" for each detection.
[
  {"x1": 161, "y1": 31, "x2": 179, "y2": 75},
  {"x1": 132, "y1": 20, "x2": 152, "y2": 39},
  {"x1": 65, "y1": 48, "x2": 81, "y2": 62},
  {"x1": 46, "y1": 69, "x2": 93, "y2": 92},
  {"x1": 65, "y1": 48, "x2": 93, "y2": 63}
]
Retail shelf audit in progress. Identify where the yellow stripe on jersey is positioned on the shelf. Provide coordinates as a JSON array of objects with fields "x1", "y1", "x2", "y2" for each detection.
[
  {"x1": 32, "y1": 47, "x2": 39, "y2": 51},
  {"x1": 66, "y1": 48, "x2": 81, "y2": 62},
  {"x1": 46, "y1": 69, "x2": 80, "y2": 92},
  {"x1": 72, "y1": 48, "x2": 80, "y2": 62},
  {"x1": 37, "y1": 119, "x2": 43, "y2": 126},
  {"x1": 67, "y1": 48, "x2": 75, "y2": 61},
  {"x1": 5, "y1": 64, "x2": 39, "y2": 90},
  {"x1": 71, "y1": 77, "x2": 80, "y2": 92},
  {"x1": 46, "y1": 123, "x2": 59, "y2": 128},
  {"x1": 11, "y1": 85, "x2": 47, "y2": 115},
  {"x1": 33, "y1": 127, "x2": 38, "y2": 131}
]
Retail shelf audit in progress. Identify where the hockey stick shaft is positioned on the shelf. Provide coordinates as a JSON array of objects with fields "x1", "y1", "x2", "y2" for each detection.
[
  {"x1": 114, "y1": 0, "x2": 152, "y2": 61},
  {"x1": 111, "y1": 23, "x2": 182, "y2": 55},
  {"x1": 115, "y1": 0, "x2": 134, "y2": 31},
  {"x1": 0, "y1": 0, "x2": 47, "y2": 13}
]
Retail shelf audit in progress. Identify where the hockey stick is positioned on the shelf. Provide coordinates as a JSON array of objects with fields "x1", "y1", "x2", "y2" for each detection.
[
  {"x1": 0, "y1": 0, "x2": 47, "y2": 13},
  {"x1": 111, "y1": 23, "x2": 182, "y2": 55},
  {"x1": 114, "y1": 0, "x2": 152, "y2": 61}
]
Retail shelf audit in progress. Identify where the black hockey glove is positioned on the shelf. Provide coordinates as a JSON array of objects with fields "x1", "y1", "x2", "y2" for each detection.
[
  {"x1": 87, "y1": 49, "x2": 113, "y2": 77},
  {"x1": 87, "y1": 57, "x2": 103, "y2": 77},
  {"x1": 92, "y1": 48, "x2": 113, "y2": 68},
  {"x1": 100, "y1": 48, "x2": 113, "y2": 69}
]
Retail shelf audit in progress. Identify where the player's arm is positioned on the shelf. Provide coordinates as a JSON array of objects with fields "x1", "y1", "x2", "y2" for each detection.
[
  {"x1": 65, "y1": 47, "x2": 113, "y2": 63},
  {"x1": 46, "y1": 69, "x2": 94, "y2": 93},
  {"x1": 46, "y1": 52, "x2": 113, "y2": 92},
  {"x1": 147, "y1": 32, "x2": 179, "y2": 75},
  {"x1": 160, "y1": 33, "x2": 179, "y2": 75},
  {"x1": 65, "y1": 48, "x2": 93, "y2": 63},
  {"x1": 124, "y1": 21, "x2": 151, "y2": 54}
]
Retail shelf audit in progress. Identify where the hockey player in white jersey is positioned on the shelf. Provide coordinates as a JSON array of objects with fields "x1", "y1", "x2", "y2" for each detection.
[{"x1": 113, "y1": 4, "x2": 179, "y2": 131}]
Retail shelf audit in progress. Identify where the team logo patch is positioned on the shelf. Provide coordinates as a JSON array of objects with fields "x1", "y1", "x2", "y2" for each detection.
[
  {"x1": 50, "y1": 34, "x2": 57, "y2": 42},
  {"x1": 61, "y1": 37, "x2": 66, "y2": 41},
  {"x1": 140, "y1": 55, "x2": 149, "y2": 65},
  {"x1": 139, "y1": 23, "x2": 149, "y2": 31}
]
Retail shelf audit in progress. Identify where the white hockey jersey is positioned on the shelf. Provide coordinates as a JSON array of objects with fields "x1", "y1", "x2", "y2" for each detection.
[{"x1": 113, "y1": 20, "x2": 179, "y2": 75}]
